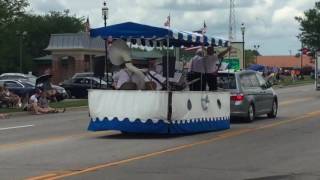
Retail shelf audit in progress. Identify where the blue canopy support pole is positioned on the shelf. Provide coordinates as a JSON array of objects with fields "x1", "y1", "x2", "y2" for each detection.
[
  {"x1": 104, "y1": 38, "x2": 109, "y2": 88},
  {"x1": 166, "y1": 36, "x2": 173, "y2": 130},
  {"x1": 166, "y1": 36, "x2": 170, "y2": 91}
]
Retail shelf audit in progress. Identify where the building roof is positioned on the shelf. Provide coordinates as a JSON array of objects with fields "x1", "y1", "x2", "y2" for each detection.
[
  {"x1": 45, "y1": 32, "x2": 105, "y2": 51},
  {"x1": 256, "y1": 55, "x2": 314, "y2": 68},
  {"x1": 33, "y1": 51, "x2": 162, "y2": 63}
]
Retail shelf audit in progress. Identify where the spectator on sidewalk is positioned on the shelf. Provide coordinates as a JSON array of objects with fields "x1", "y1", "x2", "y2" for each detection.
[
  {"x1": 0, "y1": 113, "x2": 9, "y2": 119},
  {"x1": 0, "y1": 85, "x2": 22, "y2": 108},
  {"x1": 38, "y1": 90, "x2": 65, "y2": 113}
]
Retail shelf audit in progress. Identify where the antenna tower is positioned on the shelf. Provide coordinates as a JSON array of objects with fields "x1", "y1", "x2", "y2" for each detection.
[{"x1": 229, "y1": 0, "x2": 236, "y2": 41}]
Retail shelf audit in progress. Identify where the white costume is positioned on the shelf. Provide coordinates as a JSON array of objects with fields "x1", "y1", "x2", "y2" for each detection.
[
  {"x1": 113, "y1": 68, "x2": 142, "y2": 89},
  {"x1": 144, "y1": 70, "x2": 166, "y2": 90}
]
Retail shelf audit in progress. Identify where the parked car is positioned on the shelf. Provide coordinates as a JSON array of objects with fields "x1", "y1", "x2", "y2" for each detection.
[
  {"x1": 72, "y1": 72, "x2": 113, "y2": 85},
  {"x1": 61, "y1": 77, "x2": 109, "y2": 98},
  {"x1": 218, "y1": 70, "x2": 278, "y2": 122},
  {"x1": 0, "y1": 73, "x2": 68, "y2": 101},
  {"x1": 0, "y1": 73, "x2": 37, "y2": 83},
  {"x1": 0, "y1": 80, "x2": 36, "y2": 100}
]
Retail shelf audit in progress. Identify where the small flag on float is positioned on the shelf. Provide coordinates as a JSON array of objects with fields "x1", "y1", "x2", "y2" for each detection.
[
  {"x1": 193, "y1": 20, "x2": 207, "y2": 35},
  {"x1": 84, "y1": 17, "x2": 90, "y2": 32},
  {"x1": 164, "y1": 14, "x2": 171, "y2": 27}
]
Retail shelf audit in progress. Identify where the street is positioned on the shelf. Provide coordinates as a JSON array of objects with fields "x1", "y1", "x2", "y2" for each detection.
[{"x1": 1, "y1": 85, "x2": 320, "y2": 180}]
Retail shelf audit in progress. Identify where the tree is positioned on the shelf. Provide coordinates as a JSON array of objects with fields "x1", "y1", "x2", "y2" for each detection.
[
  {"x1": 245, "y1": 49, "x2": 260, "y2": 66},
  {"x1": 0, "y1": 9, "x2": 85, "y2": 73},
  {"x1": 0, "y1": 0, "x2": 29, "y2": 29},
  {"x1": 295, "y1": 1, "x2": 320, "y2": 51}
]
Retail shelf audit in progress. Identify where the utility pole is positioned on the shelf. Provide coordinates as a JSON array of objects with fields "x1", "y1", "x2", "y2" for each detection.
[
  {"x1": 102, "y1": 1, "x2": 109, "y2": 87},
  {"x1": 228, "y1": 0, "x2": 236, "y2": 42},
  {"x1": 17, "y1": 31, "x2": 27, "y2": 73}
]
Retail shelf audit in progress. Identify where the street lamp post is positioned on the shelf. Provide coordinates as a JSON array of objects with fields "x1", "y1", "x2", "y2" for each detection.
[
  {"x1": 297, "y1": 34, "x2": 304, "y2": 78},
  {"x1": 17, "y1": 31, "x2": 27, "y2": 73},
  {"x1": 241, "y1": 23, "x2": 246, "y2": 69},
  {"x1": 254, "y1": 45, "x2": 260, "y2": 64},
  {"x1": 102, "y1": 1, "x2": 109, "y2": 87}
]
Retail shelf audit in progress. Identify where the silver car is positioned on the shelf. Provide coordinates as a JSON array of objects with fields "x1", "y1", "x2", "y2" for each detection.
[{"x1": 218, "y1": 70, "x2": 278, "y2": 122}]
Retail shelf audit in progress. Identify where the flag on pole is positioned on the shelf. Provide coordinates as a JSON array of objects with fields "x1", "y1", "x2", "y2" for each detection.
[
  {"x1": 164, "y1": 14, "x2": 171, "y2": 27},
  {"x1": 202, "y1": 21, "x2": 207, "y2": 34},
  {"x1": 193, "y1": 20, "x2": 207, "y2": 35},
  {"x1": 84, "y1": 17, "x2": 90, "y2": 32}
]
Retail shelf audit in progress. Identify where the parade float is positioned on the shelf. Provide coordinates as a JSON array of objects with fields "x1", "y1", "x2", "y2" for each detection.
[{"x1": 87, "y1": 22, "x2": 231, "y2": 134}]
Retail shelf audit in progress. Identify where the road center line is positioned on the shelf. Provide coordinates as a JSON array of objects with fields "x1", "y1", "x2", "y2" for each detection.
[
  {"x1": 27, "y1": 109, "x2": 320, "y2": 180},
  {"x1": 279, "y1": 97, "x2": 314, "y2": 106},
  {"x1": 0, "y1": 125, "x2": 34, "y2": 131}
]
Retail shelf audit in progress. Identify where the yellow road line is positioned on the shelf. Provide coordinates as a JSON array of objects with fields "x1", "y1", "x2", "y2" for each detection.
[
  {"x1": 26, "y1": 173, "x2": 57, "y2": 180},
  {"x1": 27, "y1": 109, "x2": 320, "y2": 180},
  {"x1": 279, "y1": 97, "x2": 314, "y2": 106}
]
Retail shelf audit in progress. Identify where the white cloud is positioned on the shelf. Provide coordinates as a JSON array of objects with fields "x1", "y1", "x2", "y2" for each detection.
[{"x1": 27, "y1": 0, "x2": 316, "y2": 55}]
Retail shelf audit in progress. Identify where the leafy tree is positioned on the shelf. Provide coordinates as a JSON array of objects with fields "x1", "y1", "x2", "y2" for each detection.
[
  {"x1": 295, "y1": 1, "x2": 320, "y2": 51},
  {"x1": 0, "y1": 0, "x2": 29, "y2": 29},
  {"x1": 0, "y1": 8, "x2": 85, "y2": 73},
  {"x1": 245, "y1": 49, "x2": 260, "y2": 66}
]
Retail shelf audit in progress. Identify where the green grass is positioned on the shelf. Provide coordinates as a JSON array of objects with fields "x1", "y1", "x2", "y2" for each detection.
[
  {"x1": 274, "y1": 75, "x2": 314, "y2": 87},
  {"x1": 49, "y1": 99, "x2": 88, "y2": 108},
  {"x1": 0, "y1": 99, "x2": 88, "y2": 114},
  {"x1": 0, "y1": 108, "x2": 22, "y2": 114}
]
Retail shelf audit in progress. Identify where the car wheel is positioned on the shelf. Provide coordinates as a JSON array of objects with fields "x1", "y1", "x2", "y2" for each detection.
[
  {"x1": 267, "y1": 100, "x2": 278, "y2": 118},
  {"x1": 246, "y1": 104, "x2": 255, "y2": 122},
  {"x1": 66, "y1": 90, "x2": 73, "y2": 99}
]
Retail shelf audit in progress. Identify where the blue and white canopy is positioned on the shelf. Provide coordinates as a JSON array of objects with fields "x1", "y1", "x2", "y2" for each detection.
[{"x1": 90, "y1": 22, "x2": 229, "y2": 47}]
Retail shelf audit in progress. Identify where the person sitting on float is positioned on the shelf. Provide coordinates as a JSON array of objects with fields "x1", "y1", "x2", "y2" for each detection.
[
  {"x1": 112, "y1": 63, "x2": 142, "y2": 90},
  {"x1": 144, "y1": 60, "x2": 166, "y2": 90}
]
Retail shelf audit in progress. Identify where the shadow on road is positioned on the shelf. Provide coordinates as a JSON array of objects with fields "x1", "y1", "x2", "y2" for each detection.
[
  {"x1": 94, "y1": 130, "x2": 224, "y2": 140},
  {"x1": 230, "y1": 116, "x2": 285, "y2": 124}
]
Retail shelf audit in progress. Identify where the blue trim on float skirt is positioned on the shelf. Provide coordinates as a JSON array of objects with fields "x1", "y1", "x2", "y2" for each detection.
[{"x1": 88, "y1": 117, "x2": 230, "y2": 134}]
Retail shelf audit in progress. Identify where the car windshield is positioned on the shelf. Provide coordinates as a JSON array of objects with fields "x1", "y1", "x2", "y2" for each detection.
[{"x1": 217, "y1": 73, "x2": 237, "y2": 89}]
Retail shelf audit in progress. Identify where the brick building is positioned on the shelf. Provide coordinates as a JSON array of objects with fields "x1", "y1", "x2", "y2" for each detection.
[
  {"x1": 45, "y1": 33, "x2": 105, "y2": 83},
  {"x1": 256, "y1": 55, "x2": 314, "y2": 69}
]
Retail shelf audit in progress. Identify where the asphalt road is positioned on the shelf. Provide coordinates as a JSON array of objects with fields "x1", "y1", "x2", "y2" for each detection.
[{"x1": 1, "y1": 85, "x2": 320, "y2": 180}]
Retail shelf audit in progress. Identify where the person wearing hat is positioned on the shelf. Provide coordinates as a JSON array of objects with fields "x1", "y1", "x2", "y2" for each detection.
[
  {"x1": 203, "y1": 46, "x2": 232, "y2": 91},
  {"x1": 188, "y1": 48, "x2": 205, "y2": 91}
]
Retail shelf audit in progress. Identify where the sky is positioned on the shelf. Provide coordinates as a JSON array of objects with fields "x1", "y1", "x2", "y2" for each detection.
[{"x1": 27, "y1": 0, "x2": 317, "y2": 55}]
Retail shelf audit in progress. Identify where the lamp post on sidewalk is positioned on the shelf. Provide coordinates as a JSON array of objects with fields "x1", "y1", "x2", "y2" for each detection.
[
  {"x1": 17, "y1": 31, "x2": 27, "y2": 73},
  {"x1": 102, "y1": 1, "x2": 109, "y2": 87},
  {"x1": 241, "y1": 23, "x2": 246, "y2": 69}
]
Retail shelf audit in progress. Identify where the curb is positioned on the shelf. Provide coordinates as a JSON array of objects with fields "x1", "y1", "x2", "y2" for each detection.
[{"x1": 274, "y1": 82, "x2": 313, "y2": 89}]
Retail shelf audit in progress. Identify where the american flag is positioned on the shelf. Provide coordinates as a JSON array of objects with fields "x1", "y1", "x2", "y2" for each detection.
[
  {"x1": 193, "y1": 21, "x2": 207, "y2": 35},
  {"x1": 84, "y1": 17, "x2": 90, "y2": 32},
  {"x1": 164, "y1": 14, "x2": 171, "y2": 27}
]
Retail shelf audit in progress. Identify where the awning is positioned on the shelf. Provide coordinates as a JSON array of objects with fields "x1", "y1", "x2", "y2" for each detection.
[{"x1": 90, "y1": 22, "x2": 229, "y2": 47}]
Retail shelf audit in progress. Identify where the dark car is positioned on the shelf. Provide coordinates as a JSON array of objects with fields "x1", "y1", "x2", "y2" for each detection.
[
  {"x1": 0, "y1": 73, "x2": 68, "y2": 101},
  {"x1": 218, "y1": 70, "x2": 278, "y2": 122},
  {"x1": 61, "y1": 77, "x2": 108, "y2": 98},
  {"x1": 0, "y1": 80, "x2": 36, "y2": 100},
  {"x1": 71, "y1": 72, "x2": 113, "y2": 86}
]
